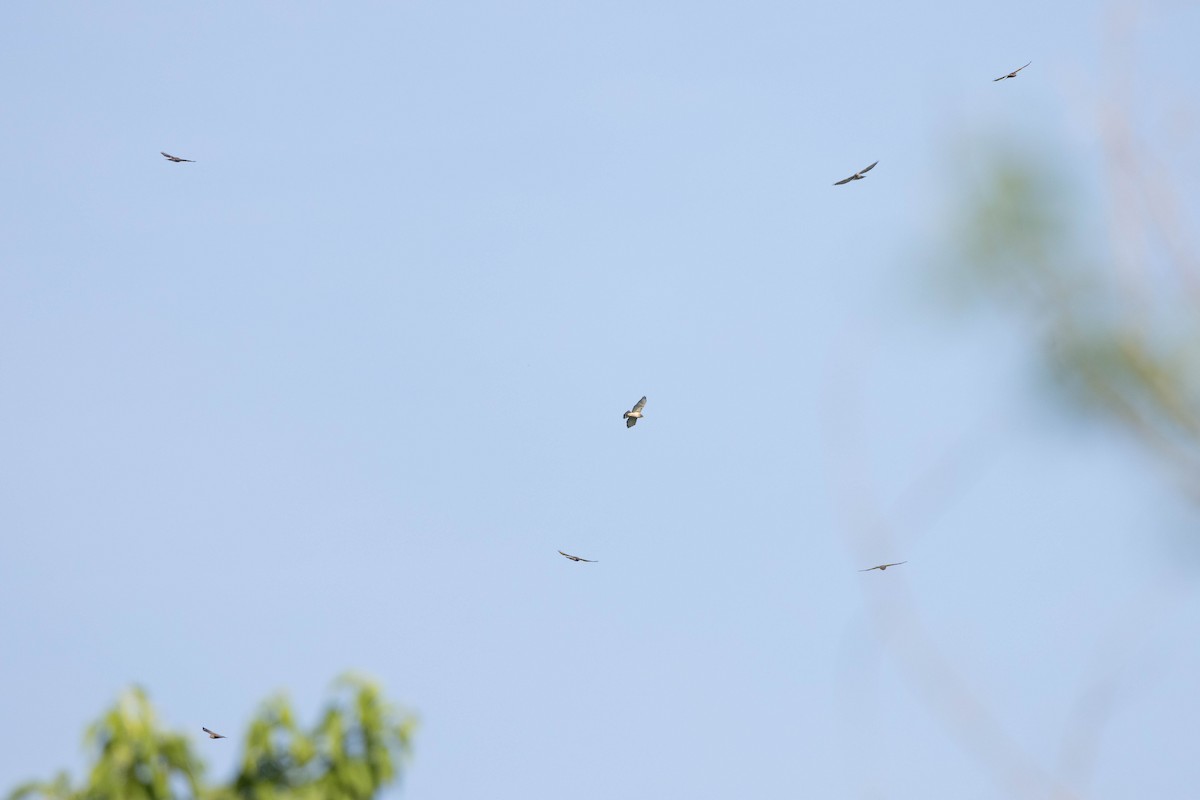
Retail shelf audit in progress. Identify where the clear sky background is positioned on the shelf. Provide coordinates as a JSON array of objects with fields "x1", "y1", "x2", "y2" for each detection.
[{"x1": 2, "y1": 2, "x2": 1198, "y2": 799}]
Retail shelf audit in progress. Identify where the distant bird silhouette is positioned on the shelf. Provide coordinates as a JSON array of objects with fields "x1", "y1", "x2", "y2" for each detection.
[
  {"x1": 859, "y1": 561, "x2": 907, "y2": 572},
  {"x1": 202, "y1": 727, "x2": 226, "y2": 739},
  {"x1": 624, "y1": 396, "x2": 647, "y2": 428},
  {"x1": 993, "y1": 62, "x2": 1031, "y2": 81},
  {"x1": 833, "y1": 161, "x2": 878, "y2": 186},
  {"x1": 161, "y1": 151, "x2": 195, "y2": 163},
  {"x1": 558, "y1": 550, "x2": 598, "y2": 563}
]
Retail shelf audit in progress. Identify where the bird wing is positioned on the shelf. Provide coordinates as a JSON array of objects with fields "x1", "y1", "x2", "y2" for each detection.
[
  {"x1": 833, "y1": 175, "x2": 855, "y2": 185},
  {"x1": 559, "y1": 551, "x2": 596, "y2": 562},
  {"x1": 558, "y1": 550, "x2": 578, "y2": 560},
  {"x1": 632, "y1": 396, "x2": 647, "y2": 413},
  {"x1": 885, "y1": 561, "x2": 908, "y2": 568},
  {"x1": 626, "y1": 416, "x2": 637, "y2": 428},
  {"x1": 859, "y1": 566, "x2": 881, "y2": 571},
  {"x1": 859, "y1": 161, "x2": 878, "y2": 175},
  {"x1": 161, "y1": 152, "x2": 178, "y2": 160},
  {"x1": 1014, "y1": 61, "x2": 1031, "y2": 74},
  {"x1": 993, "y1": 74, "x2": 1007, "y2": 81},
  {"x1": 202, "y1": 727, "x2": 223, "y2": 737}
]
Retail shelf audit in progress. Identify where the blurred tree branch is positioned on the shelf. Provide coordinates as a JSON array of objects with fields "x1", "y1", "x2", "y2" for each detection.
[
  {"x1": 937, "y1": 138, "x2": 1200, "y2": 502},
  {"x1": 832, "y1": 7, "x2": 1199, "y2": 795}
]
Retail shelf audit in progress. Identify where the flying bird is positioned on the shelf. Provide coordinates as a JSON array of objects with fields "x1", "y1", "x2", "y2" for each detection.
[
  {"x1": 201, "y1": 727, "x2": 226, "y2": 739},
  {"x1": 993, "y1": 62, "x2": 1031, "y2": 81},
  {"x1": 859, "y1": 561, "x2": 907, "y2": 572},
  {"x1": 833, "y1": 161, "x2": 878, "y2": 186},
  {"x1": 623, "y1": 396, "x2": 647, "y2": 428},
  {"x1": 161, "y1": 151, "x2": 195, "y2": 163},
  {"x1": 558, "y1": 550, "x2": 598, "y2": 563}
]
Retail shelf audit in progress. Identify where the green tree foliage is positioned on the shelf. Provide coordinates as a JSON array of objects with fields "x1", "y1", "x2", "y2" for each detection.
[
  {"x1": 937, "y1": 149, "x2": 1200, "y2": 501},
  {"x1": 6, "y1": 676, "x2": 415, "y2": 800}
]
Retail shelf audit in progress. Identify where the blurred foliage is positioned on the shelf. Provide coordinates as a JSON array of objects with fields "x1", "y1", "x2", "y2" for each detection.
[
  {"x1": 938, "y1": 149, "x2": 1200, "y2": 499},
  {"x1": 6, "y1": 676, "x2": 415, "y2": 800}
]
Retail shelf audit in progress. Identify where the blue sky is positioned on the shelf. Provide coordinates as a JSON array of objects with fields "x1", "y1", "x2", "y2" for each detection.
[{"x1": 2, "y1": 2, "x2": 1198, "y2": 799}]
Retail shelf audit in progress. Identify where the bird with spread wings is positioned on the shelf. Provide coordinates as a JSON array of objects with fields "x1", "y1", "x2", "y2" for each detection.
[
  {"x1": 161, "y1": 151, "x2": 195, "y2": 163},
  {"x1": 558, "y1": 550, "x2": 597, "y2": 563},
  {"x1": 859, "y1": 561, "x2": 907, "y2": 572},
  {"x1": 623, "y1": 396, "x2": 647, "y2": 428},
  {"x1": 833, "y1": 161, "x2": 878, "y2": 186},
  {"x1": 993, "y1": 62, "x2": 1031, "y2": 81}
]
